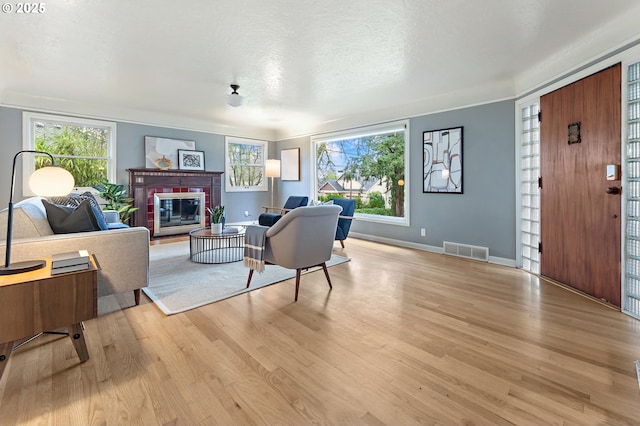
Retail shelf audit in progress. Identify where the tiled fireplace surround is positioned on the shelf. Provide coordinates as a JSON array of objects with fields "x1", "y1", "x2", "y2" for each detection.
[{"x1": 128, "y1": 168, "x2": 223, "y2": 237}]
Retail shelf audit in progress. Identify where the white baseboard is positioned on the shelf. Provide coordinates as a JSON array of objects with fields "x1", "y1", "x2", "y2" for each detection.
[{"x1": 349, "y1": 232, "x2": 517, "y2": 268}]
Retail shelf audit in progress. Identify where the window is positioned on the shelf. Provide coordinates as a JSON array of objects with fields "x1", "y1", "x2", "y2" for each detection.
[
  {"x1": 23, "y1": 112, "x2": 116, "y2": 194},
  {"x1": 518, "y1": 102, "x2": 541, "y2": 274},
  {"x1": 312, "y1": 120, "x2": 409, "y2": 225},
  {"x1": 624, "y1": 61, "x2": 640, "y2": 319},
  {"x1": 225, "y1": 137, "x2": 268, "y2": 192}
]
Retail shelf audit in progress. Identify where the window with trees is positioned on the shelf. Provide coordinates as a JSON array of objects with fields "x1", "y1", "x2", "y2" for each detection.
[
  {"x1": 23, "y1": 112, "x2": 116, "y2": 193},
  {"x1": 312, "y1": 120, "x2": 409, "y2": 225},
  {"x1": 225, "y1": 137, "x2": 268, "y2": 192}
]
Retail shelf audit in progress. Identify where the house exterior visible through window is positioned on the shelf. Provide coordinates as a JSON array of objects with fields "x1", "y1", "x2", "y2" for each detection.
[
  {"x1": 312, "y1": 120, "x2": 409, "y2": 225},
  {"x1": 225, "y1": 137, "x2": 268, "y2": 192},
  {"x1": 23, "y1": 112, "x2": 116, "y2": 194}
]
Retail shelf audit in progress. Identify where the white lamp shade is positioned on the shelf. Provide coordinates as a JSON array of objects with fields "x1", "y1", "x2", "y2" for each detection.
[
  {"x1": 265, "y1": 159, "x2": 281, "y2": 178},
  {"x1": 28, "y1": 166, "x2": 75, "y2": 197},
  {"x1": 227, "y1": 93, "x2": 244, "y2": 107}
]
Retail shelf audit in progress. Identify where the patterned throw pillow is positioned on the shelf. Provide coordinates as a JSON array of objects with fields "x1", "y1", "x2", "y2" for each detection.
[{"x1": 49, "y1": 191, "x2": 107, "y2": 223}]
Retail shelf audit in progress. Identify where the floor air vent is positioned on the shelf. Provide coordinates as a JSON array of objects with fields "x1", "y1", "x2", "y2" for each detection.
[{"x1": 443, "y1": 241, "x2": 489, "y2": 262}]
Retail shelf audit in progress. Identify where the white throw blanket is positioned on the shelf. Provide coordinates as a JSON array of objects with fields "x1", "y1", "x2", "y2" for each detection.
[{"x1": 244, "y1": 225, "x2": 269, "y2": 272}]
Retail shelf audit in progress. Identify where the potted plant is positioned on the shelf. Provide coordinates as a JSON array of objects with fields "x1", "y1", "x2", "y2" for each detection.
[
  {"x1": 207, "y1": 205, "x2": 225, "y2": 234},
  {"x1": 93, "y1": 179, "x2": 138, "y2": 225}
]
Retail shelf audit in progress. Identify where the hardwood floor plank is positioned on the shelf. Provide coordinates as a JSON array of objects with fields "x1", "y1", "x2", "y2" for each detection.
[{"x1": 1, "y1": 237, "x2": 640, "y2": 425}]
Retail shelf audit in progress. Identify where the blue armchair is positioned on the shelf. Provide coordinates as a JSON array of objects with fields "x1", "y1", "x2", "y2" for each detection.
[
  {"x1": 258, "y1": 195, "x2": 308, "y2": 226},
  {"x1": 330, "y1": 198, "x2": 355, "y2": 247}
]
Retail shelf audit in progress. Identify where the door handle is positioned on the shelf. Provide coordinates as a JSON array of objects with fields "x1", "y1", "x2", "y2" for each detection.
[{"x1": 606, "y1": 186, "x2": 621, "y2": 195}]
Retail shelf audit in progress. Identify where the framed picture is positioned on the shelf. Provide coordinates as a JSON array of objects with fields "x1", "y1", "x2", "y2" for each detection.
[
  {"x1": 281, "y1": 148, "x2": 300, "y2": 181},
  {"x1": 145, "y1": 136, "x2": 195, "y2": 170},
  {"x1": 178, "y1": 149, "x2": 205, "y2": 171},
  {"x1": 423, "y1": 126, "x2": 463, "y2": 193}
]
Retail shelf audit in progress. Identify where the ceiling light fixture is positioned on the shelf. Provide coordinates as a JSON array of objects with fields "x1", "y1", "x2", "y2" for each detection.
[{"x1": 227, "y1": 84, "x2": 244, "y2": 107}]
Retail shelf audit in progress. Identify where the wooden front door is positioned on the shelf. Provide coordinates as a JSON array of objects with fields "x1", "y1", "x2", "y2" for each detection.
[{"x1": 540, "y1": 63, "x2": 621, "y2": 307}]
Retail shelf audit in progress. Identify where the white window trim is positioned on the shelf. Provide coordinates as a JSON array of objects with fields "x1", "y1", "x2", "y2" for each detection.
[
  {"x1": 224, "y1": 136, "x2": 268, "y2": 192},
  {"x1": 310, "y1": 119, "x2": 410, "y2": 226},
  {"x1": 22, "y1": 112, "x2": 116, "y2": 196}
]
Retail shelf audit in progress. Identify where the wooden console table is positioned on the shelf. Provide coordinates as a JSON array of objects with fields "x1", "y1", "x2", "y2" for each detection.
[{"x1": 0, "y1": 256, "x2": 98, "y2": 382}]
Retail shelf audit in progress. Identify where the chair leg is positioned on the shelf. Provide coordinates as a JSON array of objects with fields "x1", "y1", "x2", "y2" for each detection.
[
  {"x1": 294, "y1": 269, "x2": 303, "y2": 301},
  {"x1": 134, "y1": 289, "x2": 141, "y2": 305},
  {"x1": 246, "y1": 269, "x2": 254, "y2": 289},
  {"x1": 321, "y1": 262, "x2": 333, "y2": 289},
  {"x1": 340, "y1": 239, "x2": 345, "y2": 248}
]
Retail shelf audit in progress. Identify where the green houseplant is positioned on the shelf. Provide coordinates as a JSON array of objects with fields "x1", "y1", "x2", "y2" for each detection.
[
  {"x1": 207, "y1": 205, "x2": 225, "y2": 234},
  {"x1": 93, "y1": 179, "x2": 138, "y2": 224},
  {"x1": 208, "y1": 205, "x2": 225, "y2": 224}
]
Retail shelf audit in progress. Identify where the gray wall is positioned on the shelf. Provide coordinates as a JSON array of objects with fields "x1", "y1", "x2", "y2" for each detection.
[
  {"x1": 0, "y1": 107, "x2": 273, "y2": 224},
  {"x1": 0, "y1": 106, "x2": 23, "y2": 207},
  {"x1": 1, "y1": 100, "x2": 516, "y2": 259},
  {"x1": 276, "y1": 99, "x2": 517, "y2": 260},
  {"x1": 272, "y1": 136, "x2": 312, "y2": 208},
  {"x1": 116, "y1": 122, "x2": 274, "y2": 223}
]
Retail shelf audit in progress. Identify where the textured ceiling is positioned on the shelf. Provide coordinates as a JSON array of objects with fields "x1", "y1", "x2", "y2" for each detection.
[{"x1": 1, "y1": 0, "x2": 639, "y2": 140}]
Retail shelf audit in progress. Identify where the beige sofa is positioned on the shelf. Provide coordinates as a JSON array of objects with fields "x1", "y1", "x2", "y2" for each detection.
[{"x1": 0, "y1": 197, "x2": 149, "y2": 304}]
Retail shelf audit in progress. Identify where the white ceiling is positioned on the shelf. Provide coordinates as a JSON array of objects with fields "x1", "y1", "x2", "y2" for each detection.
[{"x1": 1, "y1": 0, "x2": 639, "y2": 140}]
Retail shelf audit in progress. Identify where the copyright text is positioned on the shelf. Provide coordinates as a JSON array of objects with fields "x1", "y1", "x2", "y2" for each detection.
[{"x1": 2, "y1": 3, "x2": 46, "y2": 13}]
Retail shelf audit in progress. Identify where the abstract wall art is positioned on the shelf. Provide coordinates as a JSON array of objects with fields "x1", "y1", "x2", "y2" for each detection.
[
  {"x1": 145, "y1": 136, "x2": 196, "y2": 170},
  {"x1": 423, "y1": 126, "x2": 463, "y2": 193}
]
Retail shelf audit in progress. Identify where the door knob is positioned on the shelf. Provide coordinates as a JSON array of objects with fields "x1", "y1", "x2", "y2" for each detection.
[{"x1": 606, "y1": 186, "x2": 621, "y2": 195}]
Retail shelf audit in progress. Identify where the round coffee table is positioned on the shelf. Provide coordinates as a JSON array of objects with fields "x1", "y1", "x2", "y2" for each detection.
[{"x1": 189, "y1": 227, "x2": 246, "y2": 264}]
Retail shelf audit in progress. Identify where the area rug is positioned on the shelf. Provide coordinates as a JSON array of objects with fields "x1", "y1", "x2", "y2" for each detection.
[{"x1": 143, "y1": 241, "x2": 350, "y2": 315}]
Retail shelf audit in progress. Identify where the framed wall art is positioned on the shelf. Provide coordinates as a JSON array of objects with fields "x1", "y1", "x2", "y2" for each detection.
[
  {"x1": 423, "y1": 126, "x2": 463, "y2": 193},
  {"x1": 281, "y1": 148, "x2": 300, "y2": 181},
  {"x1": 145, "y1": 136, "x2": 196, "y2": 170},
  {"x1": 178, "y1": 149, "x2": 205, "y2": 171}
]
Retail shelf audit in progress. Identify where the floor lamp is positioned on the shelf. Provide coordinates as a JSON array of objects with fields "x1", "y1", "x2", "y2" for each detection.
[
  {"x1": 0, "y1": 150, "x2": 75, "y2": 275},
  {"x1": 265, "y1": 159, "x2": 281, "y2": 208}
]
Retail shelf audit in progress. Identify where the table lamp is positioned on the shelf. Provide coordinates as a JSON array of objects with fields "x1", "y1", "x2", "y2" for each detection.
[
  {"x1": 0, "y1": 150, "x2": 75, "y2": 275},
  {"x1": 265, "y1": 159, "x2": 280, "y2": 208}
]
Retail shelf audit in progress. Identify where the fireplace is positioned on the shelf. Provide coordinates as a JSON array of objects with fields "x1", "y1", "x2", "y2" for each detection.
[
  {"x1": 154, "y1": 192, "x2": 206, "y2": 236},
  {"x1": 128, "y1": 168, "x2": 223, "y2": 237}
]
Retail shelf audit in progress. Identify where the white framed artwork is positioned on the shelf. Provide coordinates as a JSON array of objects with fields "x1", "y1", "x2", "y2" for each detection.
[
  {"x1": 281, "y1": 148, "x2": 300, "y2": 181},
  {"x1": 145, "y1": 136, "x2": 195, "y2": 170}
]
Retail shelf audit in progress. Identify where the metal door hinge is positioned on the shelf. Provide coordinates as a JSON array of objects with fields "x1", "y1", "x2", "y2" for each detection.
[
  {"x1": 538, "y1": 111, "x2": 541, "y2": 122},
  {"x1": 538, "y1": 242, "x2": 542, "y2": 253},
  {"x1": 538, "y1": 176, "x2": 542, "y2": 188}
]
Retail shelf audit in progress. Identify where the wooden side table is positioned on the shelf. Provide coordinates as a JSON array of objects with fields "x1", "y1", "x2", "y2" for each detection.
[{"x1": 0, "y1": 256, "x2": 98, "y2": 382}]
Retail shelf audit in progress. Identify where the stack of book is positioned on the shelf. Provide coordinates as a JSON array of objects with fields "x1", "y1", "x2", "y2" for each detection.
[
  {"x1": 223, "y1": 226, "x2": 241, "y2": 234},
  {"x1": 51, "y1": 250, "x2": 91, "y2": 275}
]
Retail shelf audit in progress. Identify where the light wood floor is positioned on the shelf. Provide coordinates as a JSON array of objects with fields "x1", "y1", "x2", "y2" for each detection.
[{"x1": 1, "y1": 238, "x2": 640, "y2": 425}]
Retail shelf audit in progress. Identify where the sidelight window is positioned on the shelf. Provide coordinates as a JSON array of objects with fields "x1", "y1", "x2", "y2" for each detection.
[
  {"x1": 624, "y1": 61, "x2": 640, "y2": 319},
  {"x1": 518, "y1": 103, "x2": 541, "y2": 274}
]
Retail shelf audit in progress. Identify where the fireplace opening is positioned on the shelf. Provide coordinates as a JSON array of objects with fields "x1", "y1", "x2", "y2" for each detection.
[{"x1": 154, "y1": 192, "x2": 206, "y2": 236}]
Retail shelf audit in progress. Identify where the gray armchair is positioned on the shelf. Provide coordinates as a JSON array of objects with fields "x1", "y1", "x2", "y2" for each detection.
[{"x1": 246, "y1": 204, "x2": 342, "y2": 301}]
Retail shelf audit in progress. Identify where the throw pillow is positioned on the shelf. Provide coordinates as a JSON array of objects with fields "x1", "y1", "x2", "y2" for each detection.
[
  {"x1": 49, "y1": 191, "x2": 107, "y2": 224},
  {"x1": 90, "y1": 205, "x2": 110, "y2": 230},
  {"x1": 42, "y1": 199, "x2": 102, "y2": 234}
]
